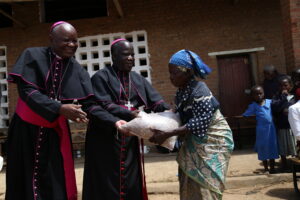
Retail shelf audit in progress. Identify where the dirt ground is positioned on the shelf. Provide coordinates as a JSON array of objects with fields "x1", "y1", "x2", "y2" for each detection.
[
  {"x1": 148, "y1": 181, "x2": 299, "y2": 200},
  {"x1": 0, "y1": 149, "x2": 299, "y2": 199},
  {"x1": 0, "y1": 178, "x2": 298, "y2": 200}
]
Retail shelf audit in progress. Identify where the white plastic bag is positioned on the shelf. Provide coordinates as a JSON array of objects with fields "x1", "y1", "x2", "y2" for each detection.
[{"x1": 120, "y1": 111, "x2": 181, "y2": 150}]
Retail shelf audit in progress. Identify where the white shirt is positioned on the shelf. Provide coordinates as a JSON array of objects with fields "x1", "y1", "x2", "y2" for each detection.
[{"x1": 288, "y1": 100, "x2": 300, "y2": 141}]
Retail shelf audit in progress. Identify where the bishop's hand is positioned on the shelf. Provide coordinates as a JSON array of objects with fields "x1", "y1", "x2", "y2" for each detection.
[
  {"x1": 59, "y1": 104, "x2": 88, "y2": 123},
  {"x1": 115, "y1": 120, "x2": 133, "y2": 136},
  {"x1": 131, "y1": 110, "x2": 140, "y2": 118}
]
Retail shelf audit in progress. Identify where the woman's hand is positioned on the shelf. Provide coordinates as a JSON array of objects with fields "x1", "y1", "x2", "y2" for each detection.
[
  {"x1": 131, "y1": 110, "x2": 140, "y2": 118},
  {"x1": 59, "y1": 104, "x2": 88, "y2": 123},
  {"x1": 282, "y1": 89, "x2": 289, "y2": 95},
  {"x1": 149, "y1": 129, "x2": 172, "y2": 145},
  {"x1": 115, "y1": 120, "x2": 133, "y2": 136}
]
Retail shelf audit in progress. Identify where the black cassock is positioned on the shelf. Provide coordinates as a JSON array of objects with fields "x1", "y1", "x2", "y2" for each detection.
[
  {"x1": 5, "y1": 47, "x2": 113, "y2": 200},
  {"x1": 82, "y1": 66, "x2": 170, "y2": 200}
]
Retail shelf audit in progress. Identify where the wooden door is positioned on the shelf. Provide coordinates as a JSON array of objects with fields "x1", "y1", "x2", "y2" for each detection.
[{"x1": 217, "y1": 55, "x2": 253, "y2": 117}]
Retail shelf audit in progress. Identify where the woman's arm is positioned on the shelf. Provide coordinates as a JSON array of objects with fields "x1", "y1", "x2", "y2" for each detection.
[
  {"x1": 149, "y1": 96, "x2": 215, "y2": 144},
  {"x1": 149, "y1": 125, "x2": 189, "y2": 145}
]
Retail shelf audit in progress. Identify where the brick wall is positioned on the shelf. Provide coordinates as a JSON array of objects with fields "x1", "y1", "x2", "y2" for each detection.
[
  {"x1": 0, "y1": 0, "x2": 285, "y2": 117},
  {"x1": 281, "y1": 0, "x2": 300, "y2": 73}
]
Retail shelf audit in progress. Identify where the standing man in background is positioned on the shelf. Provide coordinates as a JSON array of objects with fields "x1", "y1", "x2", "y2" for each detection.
[{"x1": 263, "y1": 65, "x2": 282, "y2": 99}]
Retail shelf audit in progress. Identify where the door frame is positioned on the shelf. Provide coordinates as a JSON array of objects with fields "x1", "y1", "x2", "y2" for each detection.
[{"x1": 208, "y1": 47, "x2": 264, "y2": 91}]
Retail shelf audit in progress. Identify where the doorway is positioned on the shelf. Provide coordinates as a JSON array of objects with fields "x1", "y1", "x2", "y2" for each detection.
[
  {"x1": 217, "y1": 54, "x2": 256, "y2": 149},
  {"x1": 217, "y1": 54, "x2": 254, "y2": 117}
]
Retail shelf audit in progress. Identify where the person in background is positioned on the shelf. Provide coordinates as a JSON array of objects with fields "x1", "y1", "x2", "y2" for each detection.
[
  {"x1": 82, "y1": 39, "x2": 170, "y2": 200},
  {"x1": 288, "y1": 88, "x2": 300, "y2": 157},
  {"x1": 149, "y1": 49, "x2": 234, "y2": 200},
  {"x1": 263, "y1": 65, "x2": 282, "y2": 99},
  {"x1": 291, "y1": 68, "x2": 300, "y2": 94},
  {"x1": 243, "y1": 85, "x2": 279, "y2": 174},
  {"x1": 271, "y1": 76, "x2": 297, "y2": 172}
]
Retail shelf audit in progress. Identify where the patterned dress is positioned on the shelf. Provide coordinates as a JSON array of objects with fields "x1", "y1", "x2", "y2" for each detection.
[{"x1": 175, "y1": 79, "x2": 234, "y2": 200}]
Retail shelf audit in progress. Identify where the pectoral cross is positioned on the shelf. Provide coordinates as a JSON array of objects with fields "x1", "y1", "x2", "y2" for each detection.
[{"x1": 125, "y1": 101, "x2": 134, "y2": 110}]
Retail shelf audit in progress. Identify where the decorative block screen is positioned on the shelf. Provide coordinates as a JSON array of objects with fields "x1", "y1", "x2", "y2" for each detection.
[
  {"x1": 0, "y1": 46, "x2": 9, "y2": 128},
  {"x1": 75, "y1": 30, "x2": 152, "y2": 83}
]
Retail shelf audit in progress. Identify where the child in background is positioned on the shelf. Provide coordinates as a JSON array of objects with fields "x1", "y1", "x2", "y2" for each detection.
[
  {"x1": 243, "y1": 85, "x2": 279, "y2": 174},
  {"x1": 272, "y1": 76, "x2": 297, "y2": 172}
]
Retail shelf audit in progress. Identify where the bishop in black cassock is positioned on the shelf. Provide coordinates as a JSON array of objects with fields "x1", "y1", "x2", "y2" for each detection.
[
  {"x1": 82, "y1": 39, "x2": 170, "y2": 200},
  {"x1": 5, "y1": 22, "x2": 117, "y2": 200}
]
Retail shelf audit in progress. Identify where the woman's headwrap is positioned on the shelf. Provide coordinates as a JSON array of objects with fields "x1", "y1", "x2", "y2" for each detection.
[{"x1": 169, "y1": 49, "x2": 212, "y2": 79}]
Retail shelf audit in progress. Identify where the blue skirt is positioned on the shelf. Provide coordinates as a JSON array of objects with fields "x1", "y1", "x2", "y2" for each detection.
[{"x1": 255, "y1": 123, "x2": 279, "y2": 160}]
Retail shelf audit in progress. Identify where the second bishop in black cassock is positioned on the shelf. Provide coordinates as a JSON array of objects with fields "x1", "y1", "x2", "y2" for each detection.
[{"x1": 82, "y1": 65, "x2": 170, "y2": 200}]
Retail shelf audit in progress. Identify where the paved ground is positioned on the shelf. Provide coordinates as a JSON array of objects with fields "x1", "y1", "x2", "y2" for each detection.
[{"x1": 0, "y1": 148, "x2": 299, "y2": 199}]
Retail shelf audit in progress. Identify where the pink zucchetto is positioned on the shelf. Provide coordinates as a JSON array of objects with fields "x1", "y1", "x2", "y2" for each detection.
[
  {"x1": 111, "y1": 38, "x2": 127, "y2": 47},
  {"x1": 50, "y1": 21, "x2": 71, "y2": 33}
]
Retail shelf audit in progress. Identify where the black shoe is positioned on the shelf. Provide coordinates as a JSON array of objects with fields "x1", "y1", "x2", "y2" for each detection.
[{"x1": 283, "y1": 168, "x2": 292, "y2": 173}]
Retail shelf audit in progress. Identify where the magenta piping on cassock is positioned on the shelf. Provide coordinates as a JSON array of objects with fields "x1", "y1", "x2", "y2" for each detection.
[
  {"x1": 149, "y1": 99, "x2": 164, "y2": 110},
  {"x1": 44, "y1": 69, "x2": 51, "y2": 89},
  {"x1": 59, "y1": 94, "x2": 94, "y2": 101},
  {"x1": 119, "y1": 83, "x2": 122, "y2": 101},
  {"x1": 8, "y1": 73, "x2": 45, "y2": 90},
  {"x1": 26, "y1": 90, "x2": 38, "y2": 102},
  {"x1": 88, "y1": 105, "x2": 98, "y2": 113},
  {"x1": 9, "y1": 73, "x2": 94, "y2": 101},
  {"x1": 107, "y1": 103, "x2": 114, "y2": 110},
  {"x1": 15, "y1": 98, "x2": 77, "y2": 200},
  {"x1": 131, "y1": 81, "x2": 148, "y2": 108},
  {"x1": 27, "y1": 90, "x2": 38, "y2": 98},
  {"x1": 95, "y1": 100, "x2": 117, "y2": 107},
  {"x1": 131, "y1": 82, "x2": 164, "y2": 110}
]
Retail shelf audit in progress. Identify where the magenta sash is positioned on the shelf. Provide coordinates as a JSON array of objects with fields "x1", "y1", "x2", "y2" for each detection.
[{"x1": 16, "y1": 98, "x2": 77, "y2": 200}]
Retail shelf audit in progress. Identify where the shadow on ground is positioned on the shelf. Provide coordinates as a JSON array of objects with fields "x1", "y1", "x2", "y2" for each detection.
[{"x1": 266, "y1": 187, "x2": 299, "y2": 200}]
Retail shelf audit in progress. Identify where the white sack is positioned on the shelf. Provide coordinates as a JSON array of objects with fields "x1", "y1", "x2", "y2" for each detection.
[{"x1": 120, "y1": 111, "x2": 181, "y2": 150}]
